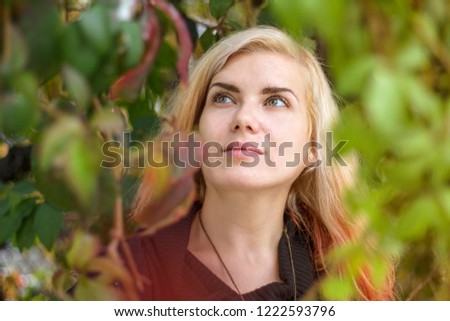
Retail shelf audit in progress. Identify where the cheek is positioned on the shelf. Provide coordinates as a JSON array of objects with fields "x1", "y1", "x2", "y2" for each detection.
[
  {"x1": 199, "y1": 111, "x2": 226, "y2": 141},
  {"x1": 270, "y1": 126, "x2": 309, "y2": 171},
  {"x1": 275, "y1": 125, "x2": 309, "y2": 152}
]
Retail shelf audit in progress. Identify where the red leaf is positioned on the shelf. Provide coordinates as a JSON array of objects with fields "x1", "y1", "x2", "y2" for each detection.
[
  {"x1": 109, "y1": 5, "x2": 161, "y2": 101},
  {"x1": 131, "y1": 119, "x2": 202, "y2": 235},
  {"x1": 134, "y1": 173, "x2": 196, "y2": 228},
  {"x1": 152, "y1": 0, "x2": 193, "y2": 86}
]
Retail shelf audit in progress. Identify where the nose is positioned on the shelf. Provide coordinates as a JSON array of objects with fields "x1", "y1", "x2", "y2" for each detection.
[{"x1": 230, "y1": 103, "x2": 260, "y2": 134}]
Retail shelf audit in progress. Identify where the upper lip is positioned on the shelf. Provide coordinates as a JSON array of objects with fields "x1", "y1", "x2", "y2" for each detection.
[{"x1": 224, "y1": 141, "x2": 263, "y2": 155}]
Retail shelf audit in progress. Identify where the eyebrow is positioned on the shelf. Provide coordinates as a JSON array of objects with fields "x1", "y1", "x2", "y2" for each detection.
[
  {"x1": 210, "y1": 82, "x2": 298, "y2": 100},
  {"x1": 210, "y1": 82, "x2": 239, "y2": 92},
  {"x1": 262, "y1": 87, "x2": 298, "y2": 100}
]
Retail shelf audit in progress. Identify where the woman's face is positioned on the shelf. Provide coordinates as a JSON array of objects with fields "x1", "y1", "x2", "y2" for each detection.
[{"x1": 198, "y1": 51, "x2": 310, "y2": 193}]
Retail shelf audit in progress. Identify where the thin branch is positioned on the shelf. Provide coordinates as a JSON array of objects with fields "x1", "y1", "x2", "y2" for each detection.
[
  {"x1": 39, "y1": 99, "x2": 65, "y2": 119},
  {"x1": 187, "y1": 15, "x2": 217, "y2": 28},
  {"x1": 92, "y1": 96, "x2": 103, "y2": 113},
  {"x1": 112, "y1": 182, "x2": 124, "y2": 240},
  {"x1": 413, "y1": 17, "x2": 450, "y2": 75},
  {"x1": 406, "y1": 265, "x2": 438, "y2": 300}
]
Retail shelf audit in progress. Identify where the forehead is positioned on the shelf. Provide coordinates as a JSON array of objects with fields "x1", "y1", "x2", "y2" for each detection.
[{"x1": 210, "y1": 51, "x2": 305, "y2": 90}]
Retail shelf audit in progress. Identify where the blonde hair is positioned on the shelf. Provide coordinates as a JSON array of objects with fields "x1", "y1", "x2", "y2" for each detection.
[{"x1": 139, "y1": 26, "x2": 395, "y2": 300}]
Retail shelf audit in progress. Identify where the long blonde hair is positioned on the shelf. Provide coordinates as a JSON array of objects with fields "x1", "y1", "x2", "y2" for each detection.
[{"x1": 140, "y1": 26, "x2": 395, "y2": 300}]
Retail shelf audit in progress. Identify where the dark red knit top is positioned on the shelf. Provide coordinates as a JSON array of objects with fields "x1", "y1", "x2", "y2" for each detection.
[{"x1": 125, "y1": 201, "x2": 317, "y2": 300}]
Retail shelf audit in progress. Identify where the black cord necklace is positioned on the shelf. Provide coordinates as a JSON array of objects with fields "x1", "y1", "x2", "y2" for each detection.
[
  {"x1": 198, "y1": 210, "x2": 245, "y2": 300},
  {"x1": 284, "y1": 225, "x2": 298, "y2": 300},
  {"x1": 198, "y1": 210, "x2": 297, "y2": 301}
]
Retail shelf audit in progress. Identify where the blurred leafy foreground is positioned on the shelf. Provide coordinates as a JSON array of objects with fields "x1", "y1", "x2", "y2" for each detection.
[{"x1": 0, "y1": 0, "x2": 449, "y2": 300}]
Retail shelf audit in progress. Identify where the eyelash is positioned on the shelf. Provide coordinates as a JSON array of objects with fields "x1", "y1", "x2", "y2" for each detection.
[
  {"x1": 265, "y1": 95, "x2": 289, "y2": 108},
  {"x1": 211, "y1": 92, "x2": 234, "y2": 104},
  {"x1": 210, "y1": 92, "x2": 290, "y2": 108}
]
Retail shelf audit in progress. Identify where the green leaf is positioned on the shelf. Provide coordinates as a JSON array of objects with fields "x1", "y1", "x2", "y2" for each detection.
[
  {"x1": 16, "y1": 198, "x2": 37, "y2": 216},
  {"x1": 78, "y1": 4, "x2": 112, "y2": 55},
  {"x1": 11, "y1": 71, "x2": 39, "y2": 101},
  {"x1": 395, "y1": 36, "x2": 429, "y2": 71},
  {"x1": 436, "y1": 188, "x2": 450, "y2": 222},
  {"x1": 90, "y1": 108, "x2": 125, "y2": 136},
  {"x1": 383, "y1": 156, "x2": 428, "y2": 190},
  {"x1": 4, "y1": 23, "x2": 28, "y2": 73},
  {"x1": 154, "y1": 41, "x2": 177, "y2": 69},
  {"x1": 145, "y1": 69, "x2": 165, "y2": 98},
  {"x1": 62, "y1": 65, "x2": 92, "y2": 110},
  {"x1": 0, "y1": 200, "x2": 29, "y2": 243},
  {"x1": 0, "y1": 213, "x2": 21, "y2": 243},
  {"x1": 227, "y1": 20, "x2": 243, "y2": 31},
  {"x1": 62, "y1": 24, "x2": 101, "y2": 77},
  {"x1": 128, "y1": 99, "x2": 160, "y2": 139},
  {"x1": 392, "y1": 129, "x2": 431, "y2": 159},
  {"x1": 0, "y1": 196, "x2": 12, "y2": 219},
  {"x1": 321, "y1": 275, "x2": 356, "y2": 300},
  {"x1": 39, "y1": 116, "x2": 84, "y2": 170},
  {"x1": 268, "y1": 0, "x2": 303, "y2": 39},
  {"x1": 11, "y1": 179, "x2": 36, "y2": 196},
  {"x1": 18, "y1": 0, "x2": 63, "y2": 79},
  {"x1": 34, "y1": 203, "x2": 64, "y2": 250},
  {"x1": 15, "y1": 208, "x2": 37, "y2": 250},
  {"x1": 412, "y1": 13, "x2": 438, "y2": 45},
  {"x1": 120, "y1": 21, "x2": 144, "y2": 68},
  {"x1": 209, "y1": 0, "x2": 234, "y2": 19},
  {"x1": 336, "y1": 56, "x2": 375, "y2": 96},
  {"x1": 396, "y1": 195, "x2": 439, "y2": 241},
  {"x1": 329, "y1": 242, "x2": 366, "y2": 276},
  {"x1": 0, "y1": 72, "x2": 41, "y2": 137},
  {"x1": 398, "y1": 74, "x2": 441, "y2": 124},
  {"x1": 67, "y1": 230, "x2": 100, "y2": 270},
  {"x1": 65, "y1": 139, "x2": 99, "y2": 207},
  {"x1": 200, "y1": 28, "x2": 217, "y2": 52},
  {"x1": 74, "y1": 277, "x2": 121, "y2": 300},
  {"x1": 363, "y1": 67, "x2": 407, "y2": 136},
  {"x1": 370, "y1": 255, "x2": 390, "y2": 289},
  {"x1": 33, "y1": 167, "x2": 78, "y2": 212},
  {"x1": 0, "y1": 93, "x2": 39, "y2": 137}
]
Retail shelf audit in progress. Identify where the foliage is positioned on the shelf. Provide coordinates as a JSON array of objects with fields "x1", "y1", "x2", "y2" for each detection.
[
  {"x1": 268, "y1": 0, "x2": 450, "y2": 299},
  {"x1": 0, "y1": 0, "x2": 449, "y2": 300},
  {"x1": 1, "y1": 0, "x2": 196, "y2": 300}
]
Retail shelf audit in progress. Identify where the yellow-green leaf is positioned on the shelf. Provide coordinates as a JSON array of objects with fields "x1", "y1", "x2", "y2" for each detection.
[
  {"x1": 74, "y1": 277, "x2": 122, "y2": 301},
  {"x1": 66, "y1": 230, "x2": 100, "y2": 270},
  {"x1": 363, "y1": 67, "x2": 407, "y2": 136}
]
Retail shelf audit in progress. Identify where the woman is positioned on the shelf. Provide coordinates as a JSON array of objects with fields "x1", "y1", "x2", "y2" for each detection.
[{"x1": 128, "y1": 26, "x2": 395, "y2": 300}]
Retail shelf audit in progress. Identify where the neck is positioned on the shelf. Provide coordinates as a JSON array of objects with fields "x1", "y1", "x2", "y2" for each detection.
[
  {"x1": 187, "y1": 186, "x2": 292, "y2": 295},
  {"x1": 195, "y1": 186, "x2": 289, "y2": 255}
]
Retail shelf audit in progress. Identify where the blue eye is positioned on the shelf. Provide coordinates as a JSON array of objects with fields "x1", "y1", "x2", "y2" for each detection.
[
  {"x1": 212, "y1": 93, "x2": 234, "y2": 104},
  {"x1": 266, "y1": 96, "x2": 288, "y2": 107}
]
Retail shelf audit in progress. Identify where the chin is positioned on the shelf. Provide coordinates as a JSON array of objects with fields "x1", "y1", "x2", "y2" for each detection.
[{"x1": 202, "y1": 164, "x2": 300, "y2": 190}]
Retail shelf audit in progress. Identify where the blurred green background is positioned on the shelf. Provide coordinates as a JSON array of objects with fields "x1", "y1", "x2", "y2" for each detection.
[{"x1": 0, "y1": 0, "x2": 449, "y2": 300}]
